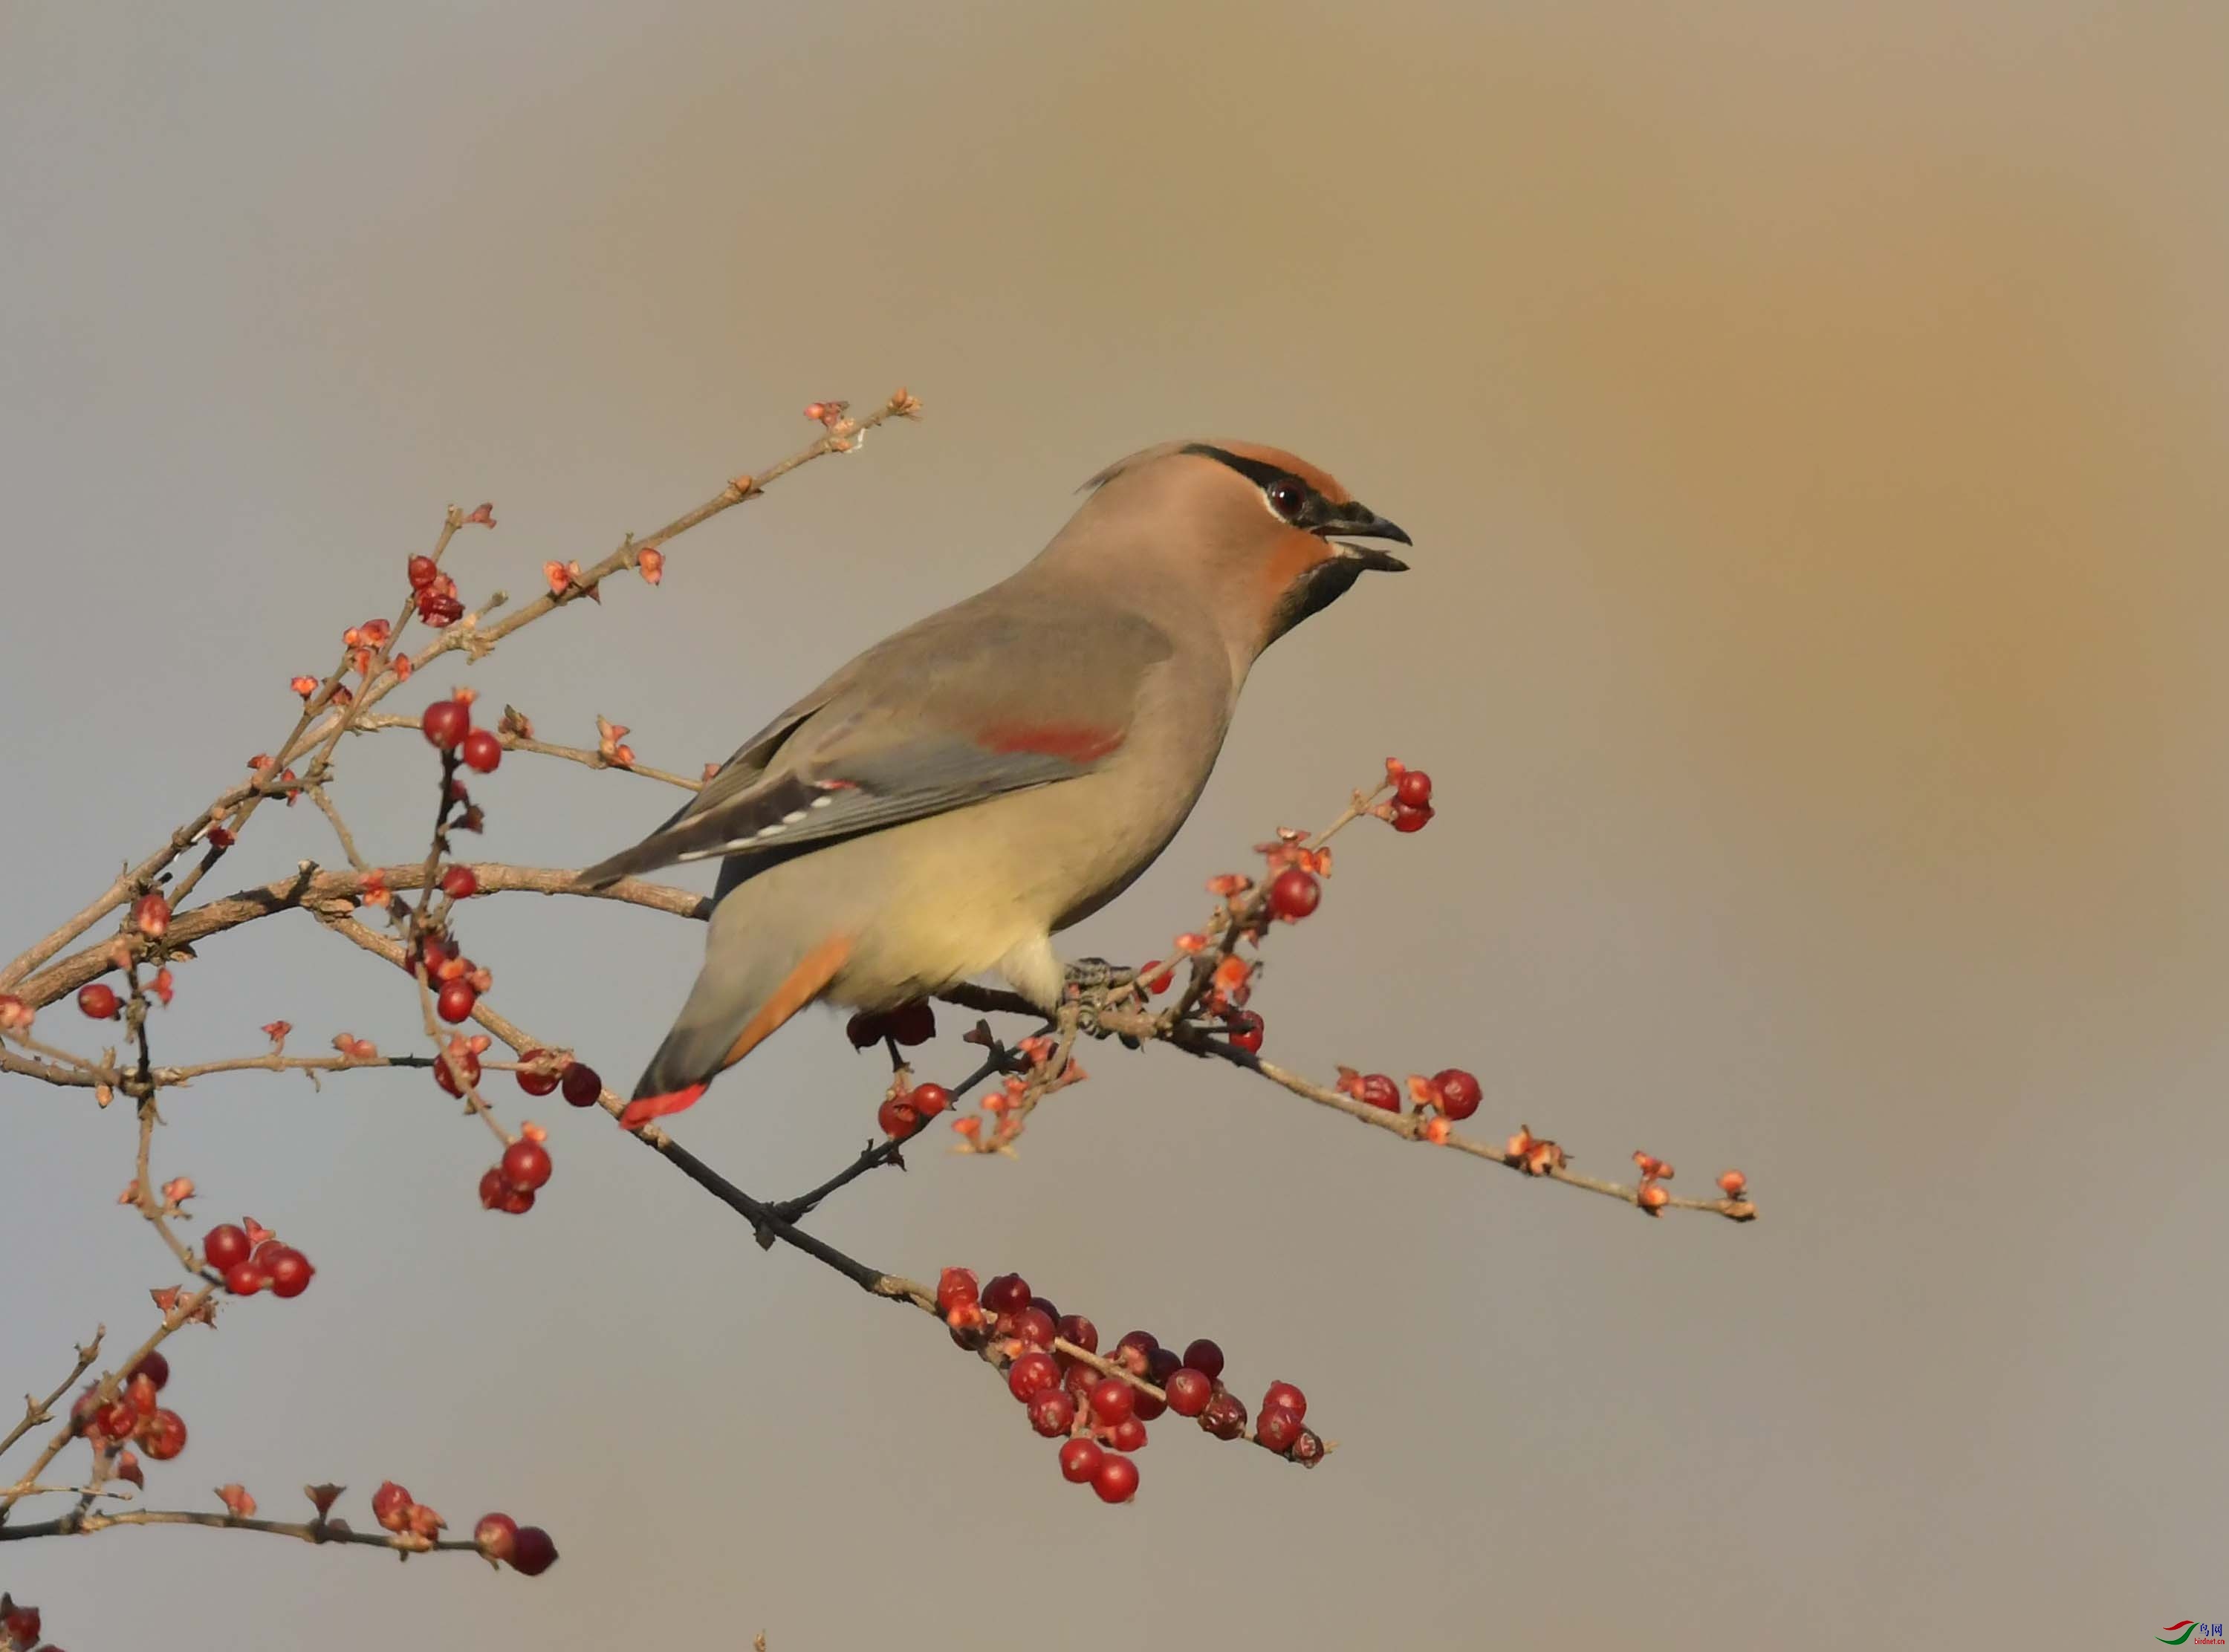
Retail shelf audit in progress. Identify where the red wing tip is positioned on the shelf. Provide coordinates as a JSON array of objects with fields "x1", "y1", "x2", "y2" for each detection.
[{"x1": 620, "y1": 1082, "x2": 707, "y2": 1130}]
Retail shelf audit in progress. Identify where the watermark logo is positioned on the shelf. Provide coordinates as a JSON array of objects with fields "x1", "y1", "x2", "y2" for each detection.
[{"x1": 2158, "y1": 1623, "x2": 2225, "y2": 1646}]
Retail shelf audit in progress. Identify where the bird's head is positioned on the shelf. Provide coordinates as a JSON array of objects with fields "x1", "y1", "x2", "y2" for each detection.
[{"x1": 1068, "y1": 439, "x2": 1411, "y2": 660}]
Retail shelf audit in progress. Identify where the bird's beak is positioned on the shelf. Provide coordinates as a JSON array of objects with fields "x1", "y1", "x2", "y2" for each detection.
[{"x1": 1315, "y1": 501, "x2": 1411, "y2": 571}]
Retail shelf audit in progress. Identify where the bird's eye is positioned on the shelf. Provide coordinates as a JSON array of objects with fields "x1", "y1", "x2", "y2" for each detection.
[{"x1": 1267, "y1": 479, "x2": 1308, "y2": 522}]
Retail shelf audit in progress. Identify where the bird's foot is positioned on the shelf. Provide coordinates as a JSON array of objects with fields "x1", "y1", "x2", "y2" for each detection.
[
  {"x1": 1062, "y1": 956, "x2": 1138, "y2": 993},
  {"x1": 1060, "y1": 957, "x2": 1146, "y2": 1047}
]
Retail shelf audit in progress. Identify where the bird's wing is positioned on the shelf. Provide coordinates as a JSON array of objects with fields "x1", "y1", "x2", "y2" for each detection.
[{"x1": 578, "y1": 604, "x2": 1173, "y2": 885}]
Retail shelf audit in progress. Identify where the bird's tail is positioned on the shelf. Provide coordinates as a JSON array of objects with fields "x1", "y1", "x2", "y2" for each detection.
[{"x1": 620, "y1": 930, "x2": 853, "y2": 1130}]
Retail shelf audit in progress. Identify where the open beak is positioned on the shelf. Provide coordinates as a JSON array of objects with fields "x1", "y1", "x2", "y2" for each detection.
[{"x1": 1315, "y1": 501, "x2": 1411, "y2": 571}]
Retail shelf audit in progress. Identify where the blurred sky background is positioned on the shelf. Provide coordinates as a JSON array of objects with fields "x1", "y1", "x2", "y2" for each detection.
[{"x1": 4, "y1": 2, "x2": 2228, "y2": 1647}]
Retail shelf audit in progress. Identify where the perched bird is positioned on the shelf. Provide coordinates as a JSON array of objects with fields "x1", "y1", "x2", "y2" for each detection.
[{"x1": 581, "y1": 440, "x2": 1410, "y2": 1128}]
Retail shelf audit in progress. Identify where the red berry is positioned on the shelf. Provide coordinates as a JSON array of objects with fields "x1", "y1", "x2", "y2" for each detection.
[
  {"x1": 97, "y1": 1397, "x2": 139, "y2": 1438},
  {"x1": 1087, "y1": 1376, "x2": 1135, "y2": 1428},
  {"x1": 473, "y1": 1512, "x2": 518, "y2": 1561},
  {"x1": 436, "y1": 978, "x2": 478, "y2": 1024},
  {"x1": 1111, "y1": 1417, "x2": 1148, "y2": 1451},
  {"x1": 1432, "y1": 1067, "x2": 1482, "y2": 1120},
  {"x1": 1059, "y1": 1437, "x2": 1103, "y2": 1484},
  {"x1": 1395, "y1": 769, "x2": 1433, "y2": 807},
  {"x1": 884, "y1": 1000, "x2": 935, "y2": 1046},
  {"x1": 1224, "y1": 1009, "x2": 1265, "y2": 1053},
  {"x1": 907, "y1": 1082, "x2": 952, "y2": 1116},
  {"x1": 1113, "y1": 1330, "x2": 1158, "y2": 1375},
  {"x1": 1091, "y1": 1451, "x2": 1140, "y2": 1503},
  {"x1": 1131, "y1": 1388, "x2": 1167, "y2": 1422},
  {"x1": 1267, "y1": 867, "x2": 1321, "y2": 921},
  {"x1": 204, "y1": 1224, "x2": 250, "y2": 1272},
  {"x1": 421, "y1": 700, "x2": 470, "y2": 749},
  {"x1": 1, "y1": 1605, "x2": 39, "y2": 1646},
  {"x1": 877, "y1": 1095, "x2": 921, "y2": 1138},
  {"x1": 408, "y1": 554, "x2": 438, "y2": 589},
  {"x1": 983, "y1": 1273, "x2": 1032, "y2": 1315},
  {"x1": 142, "y1": 1408, "x2": 186, "y2": 1460},
  {"x1": 1256, "y1": 1404, "x2": 1303, "y2": 1453},
  {"x1": 516, "y1": 1051, "x2": 559, "y2": 1096},
  {"x1": 433, "y1": 1044, "x2": 481, "y2": 1097},
  {"x1": 267, "y1": 1247, "x2": 314, "y2": 1298},
  {"x1": 1007, "y1": 1351, "x2": 1060, "y2": 1402},
  {"x1": 77, "y1": 983, "x2": 120, "y2": 1020},
  {"x1": 1146, "y1": 1347, "x2": 1182, "y2": 1384},
  {"x1": 372, "y1": 1481, "x2": 413, "y2": 1529},
  {"x1": 1392, "y1": 803, "x2": 1435, "y2": 833},
  {"x1": 129, "y1": 1350, "x2": 170, "y2": 1391},
  {"x1": 1201, "y1": 1391, "x2": 1248, "y2": 1440},
  {"x1": 478, "y1": 1167, "x2": 506, "y2": 1209},
  {"x1": 1006, "y1": 1307, "x2": 1056, "y2": 1350},
  {"x1": 502, "y1": 1139, "x2": 553, "y2": 1192},
  {"x1": 460, "y1": 727, "x2": 502, "y2": 773},
  {"x1": 440, "y1": 865, "x2": 478, "y2": 900},
  {"x1": 1027, "y1": 1386, "x2": 1075, "y2": 1437},
  {"x1": 559, "y1": 1061, "x2": 601, "y2": 1107},
  {"x1": 1181, "y1": 1339, "x2": 1226, "y2": 1382},
  {"x1": 508, "y1": 1525, "x2": 558, "y2": 1576},
  {"x1": 499, "y1": 1186, "x2": 536, "y2": 1214},
  {"x1": 1357, "y1": 1073, "x2": 1400, "y2": 1111},
  {"x1": 937, "y1": 1267, "x2": 980, "y2": 1313},
  {"x1": 1165, "y1": 1368, "x2": 1213, "y2": 1417},
  {"x1": 134, "y1": 891, "x2": 172, "y2": 937},
  {"x1": 1028, "y1": 1294, "x2": 1062, "y2": 1321},
  {"x1": 1055, "y1": 1314, "x2": 1098, "y2": 1354},
  {"x1": 1262, "y1": 1380, "x2": 1308, "y2": 1420},
  {"x1": 224, "y1": 1260, "x2": 265, "y2": 1295}
]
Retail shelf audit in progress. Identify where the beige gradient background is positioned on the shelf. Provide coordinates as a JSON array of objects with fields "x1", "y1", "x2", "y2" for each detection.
[{"x1": 4, "y1": 2, "x2": 2226, "y2": 1647}]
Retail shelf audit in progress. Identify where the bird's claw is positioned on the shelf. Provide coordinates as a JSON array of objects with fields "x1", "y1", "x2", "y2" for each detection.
[{"x1": 1062, "y1": 956, "x2": 1138, "y2": 993}]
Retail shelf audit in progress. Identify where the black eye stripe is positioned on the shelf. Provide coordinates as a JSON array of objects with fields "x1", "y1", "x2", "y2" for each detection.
[{"x1": 1182, "y1": 443, "x2": 1325, "y2": 527}]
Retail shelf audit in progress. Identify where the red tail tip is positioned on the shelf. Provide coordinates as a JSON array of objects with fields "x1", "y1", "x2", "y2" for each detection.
[{"x1": 620, "y1": 1082, "x2": 707, "y2": 1130}]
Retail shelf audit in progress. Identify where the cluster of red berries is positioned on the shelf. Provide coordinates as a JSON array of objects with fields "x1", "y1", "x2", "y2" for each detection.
[
  {"x1": 69, "y1": 1349, "x2": 185, "y2": 1468},
  {"x1": 514, "y1": 1048, "x2": 604, "y2": 1108},
  {"x1": 1334, "y1": 1064, "x2": 1482, "y2": 1124},
  {"x1": 478, "y1": 1131, "x2": 554, "y2": 1214},
  {"x1": 877, "y1": 1082, "x2": 951, "y2": 1139},
  {"x1": 412, "y1": 931, "x2": 494, "y2": 1026},
  {"x1": 1385, "y1": 762, "x2": 1435, "y2": 832},
  {"x1": 205, "y1": 1220, "x2": 315, "y2": 1298},
  {"x1": 472, "y1": 1510, "x2": 559, "y2": 1575},
  {"x1": 846, "y1": 1001, "x2": 936, "y2": 1049},
  {"x1": 408, "y1": 555, "x2": 464, "y2": 629},
  {"x1": 420, "y1": 697, "x2": 502, "y2": 774},
  {"x1": 939, "y1": 1269, "x2": 1323, "y2": 1502},
  {"x1": 1, "y1": 1593, "x2": 55, "y2": 1652}
]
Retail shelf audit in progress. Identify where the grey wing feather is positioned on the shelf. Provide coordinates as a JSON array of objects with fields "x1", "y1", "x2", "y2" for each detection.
[{"x1": 577, "y1": 601, "x2": 1171, "y2": 888}]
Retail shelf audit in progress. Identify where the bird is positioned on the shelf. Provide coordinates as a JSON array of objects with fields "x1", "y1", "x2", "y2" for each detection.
[{"x1": 580, "y1": 439, "x2": 1411, "y2": 1129}]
